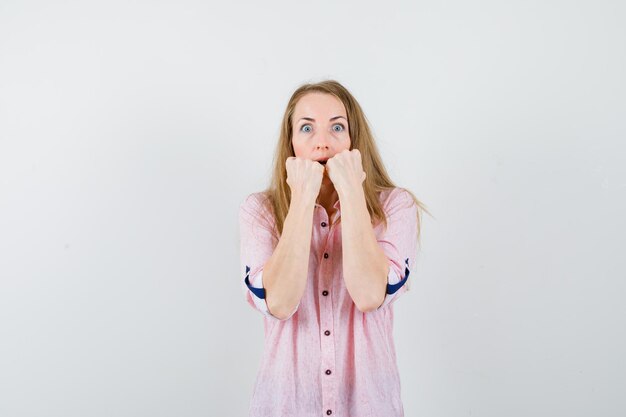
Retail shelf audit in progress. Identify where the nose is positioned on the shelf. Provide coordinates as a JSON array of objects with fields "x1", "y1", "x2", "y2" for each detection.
[{"x1": 315, "y1": 132, "x2": 331, "y2": 150}]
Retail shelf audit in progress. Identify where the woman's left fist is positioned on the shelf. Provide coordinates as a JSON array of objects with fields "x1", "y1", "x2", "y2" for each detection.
[{"x1": 325, "y1": 149, "x2": 366, "y2": 193}]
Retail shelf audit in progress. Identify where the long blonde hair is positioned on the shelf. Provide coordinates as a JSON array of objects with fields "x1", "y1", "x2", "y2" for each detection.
[{"x1": 261, "y1": 80, "x2": 431, "y2": 246}]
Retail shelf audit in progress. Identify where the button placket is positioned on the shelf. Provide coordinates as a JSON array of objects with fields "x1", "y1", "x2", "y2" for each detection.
[{"x1": 319, "y1": 228, "x2": 336, "y2": 417}]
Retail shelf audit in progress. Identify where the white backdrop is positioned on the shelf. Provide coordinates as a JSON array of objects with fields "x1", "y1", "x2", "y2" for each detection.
[{"x1": 1, "y1": 0, "x2": 625, "y2": 416}]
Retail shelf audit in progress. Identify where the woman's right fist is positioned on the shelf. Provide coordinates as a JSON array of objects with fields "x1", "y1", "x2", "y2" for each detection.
[{"x1": 285, "y1": 157, "x2": 324, "y2": 204}]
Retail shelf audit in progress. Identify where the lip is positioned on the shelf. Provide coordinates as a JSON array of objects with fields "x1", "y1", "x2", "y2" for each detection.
[{"x1": 316, "y1": 158, "x2": 329, "y2": 165}]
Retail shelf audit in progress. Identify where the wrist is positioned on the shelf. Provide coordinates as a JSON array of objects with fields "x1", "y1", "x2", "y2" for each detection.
[
  {"x1": 337, "y1": 184, "x2": 365, "y2": 202},
  {"x1": 290, "y1": 192, "x2": 316, "y2": 210}
]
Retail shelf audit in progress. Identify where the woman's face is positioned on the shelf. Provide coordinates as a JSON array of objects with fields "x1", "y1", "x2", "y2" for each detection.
[{"x1": 291, "y1": 92, "x2": 351, "y2": 166}]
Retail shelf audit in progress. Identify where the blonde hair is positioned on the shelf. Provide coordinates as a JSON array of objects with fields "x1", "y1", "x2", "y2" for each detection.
[{"x1": 261, "y1": 79, "x2": 432, "y2": 248}]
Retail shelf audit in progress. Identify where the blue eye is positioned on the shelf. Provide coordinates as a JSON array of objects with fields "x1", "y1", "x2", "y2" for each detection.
[{"x1": 300, "y1": 123, "x2": 345, "y2": 133}]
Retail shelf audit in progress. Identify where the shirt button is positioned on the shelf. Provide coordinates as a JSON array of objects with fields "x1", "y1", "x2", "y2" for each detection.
[
  {"x1": 325, "y1": 369, "x2": 332, "y2": 375},
  {"x1": 324, "y1": 330, "x2": 330, "y2": 336},
  {"x1": 323, "y1": 253, "x2": 329, "y2": 259},
  {"x1": 326, "y1": 410, "x2": 332, "y2": 415},
  {"x1": 321, "y1": 221, "x2": 327, "y2": 227},
  {"x1": 322, "y1": 290, "x2": 328, "y2": 296}
]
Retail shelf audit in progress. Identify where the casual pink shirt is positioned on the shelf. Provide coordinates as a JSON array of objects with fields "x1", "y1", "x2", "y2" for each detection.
[{"x1": 238, "y1": 187, "x2": 418, "y2": 417}]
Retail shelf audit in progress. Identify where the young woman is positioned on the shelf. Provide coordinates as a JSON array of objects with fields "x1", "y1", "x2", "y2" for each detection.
[{"x1": 239, "y1": 80, "x2": 429, "y2": 417}]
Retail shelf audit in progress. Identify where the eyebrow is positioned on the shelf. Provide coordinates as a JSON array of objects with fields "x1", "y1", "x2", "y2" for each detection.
[{"x1": 297, "y1": 116, "x2": 347, "y2": 123}]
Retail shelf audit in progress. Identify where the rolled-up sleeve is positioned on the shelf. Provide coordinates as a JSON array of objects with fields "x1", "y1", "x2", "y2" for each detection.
[
  {"x1": 375, "y1": 188, "x2": 419, "y2": 311},
  {"x1": 238, "y1": 193, "x2": 299, "y2": 320}
]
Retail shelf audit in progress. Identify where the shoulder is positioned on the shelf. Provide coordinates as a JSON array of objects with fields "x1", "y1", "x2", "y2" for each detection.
[
  {"x1": 239, "y1": 191, "x2": 275, "y2": 223},
  {"x1": 378, "y1": 187, "x2": 416, "y2": 212},
  {"x1": 240, "y1": 191, "x2": 270, "y2": 210}
]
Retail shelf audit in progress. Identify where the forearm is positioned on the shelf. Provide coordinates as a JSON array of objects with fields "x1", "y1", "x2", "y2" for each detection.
[
  {"x1": 339, "y1": 188, "x2": 389, "y2": 312},
  {"x1": 262, "y1": 194, "x2": 314, "y2": 319}
]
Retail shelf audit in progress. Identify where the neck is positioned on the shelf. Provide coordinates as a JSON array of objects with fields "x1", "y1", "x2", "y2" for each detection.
[{"x1": 317, "y1": 177, "x2": 338, "y2": 207}]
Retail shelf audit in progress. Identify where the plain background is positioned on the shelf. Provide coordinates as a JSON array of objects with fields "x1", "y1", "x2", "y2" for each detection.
[{"x1": 1, "y1": 0, "x2": 625, "y2": 416}]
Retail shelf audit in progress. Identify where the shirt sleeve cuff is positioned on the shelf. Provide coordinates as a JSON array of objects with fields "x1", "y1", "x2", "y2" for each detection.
[
  {"x1": 376, "y1": 258, "x2": 410, "y2": 310},
  {"x1": 245, "y1": 269, "x2": 300, "y2": 321}
]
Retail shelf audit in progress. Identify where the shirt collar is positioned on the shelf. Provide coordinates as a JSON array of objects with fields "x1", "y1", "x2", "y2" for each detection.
[{"x1": 314, "y1": 199, "x2": 341, "y2": 210}]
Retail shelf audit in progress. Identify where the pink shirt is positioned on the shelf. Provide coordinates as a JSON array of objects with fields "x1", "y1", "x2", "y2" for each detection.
[{"x1": 238, "y1": 187, "x2": 418, "y2": 417}]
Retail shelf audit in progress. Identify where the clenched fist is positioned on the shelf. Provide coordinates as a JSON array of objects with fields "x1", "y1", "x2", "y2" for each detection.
[
  {"x1": 325, "y1": 149, "x2": 366, "y2": 195},
  {"x1": 285, "y1": 156, "x2": 325, "y2": 206}
]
